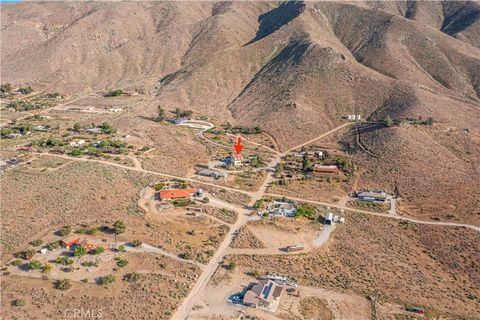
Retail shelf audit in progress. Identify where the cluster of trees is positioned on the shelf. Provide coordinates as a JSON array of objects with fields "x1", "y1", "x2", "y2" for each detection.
[
  {"x1": 98, "y1": 274, "x2": 116, "y2": 285},
  {"x1": 14, "y1": 249, "x2": 36, "y2": 260},
  {"x1": 18, "y1": 86, "x2": 33, "y2": 94},
  {"x1": 229, "y1": 126, "x2": 262, "y2": 135},
  {"x1": 123, "y1": 272, "x2": 141, "y2": 282},
  {"x1": 301, "y1": 154, "x2": 313, "y2": 172},
  {"x1": 6, "y1": 100, "x2": 51, "y2": 112},
  {"x1": 295, "y1": 205, "x2": 316, "y2": 219},
  {"x1": 155, "y1": 105, "x2": 193, "y2": 122},
  {"x1": 104, "y1": 89, "x2": 123, "y2": 97},
  {"x1": 384, "y1": 115, "x2": 434, "y2": 127},
  {"x1": 0, "y1": 83, "x2": 12, "y2": 93},
  {"x1": 99, "y1": 122, "x2": 117, "y2": 134}
]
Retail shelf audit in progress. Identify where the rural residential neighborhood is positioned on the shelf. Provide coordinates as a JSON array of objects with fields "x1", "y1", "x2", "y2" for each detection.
[{"x1": 1, "y1": 1, "x2": 480, "y2": 320}]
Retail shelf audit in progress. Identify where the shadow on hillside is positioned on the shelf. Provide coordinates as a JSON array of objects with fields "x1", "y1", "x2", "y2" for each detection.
[{"x1": 244, "y1": 1, "x2": 305, "y2": 46}]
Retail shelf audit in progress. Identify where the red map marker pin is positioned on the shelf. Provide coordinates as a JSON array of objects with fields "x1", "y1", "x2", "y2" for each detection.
[{"x1": 234, "y1": 136, "x2": 243, "y2": 155}]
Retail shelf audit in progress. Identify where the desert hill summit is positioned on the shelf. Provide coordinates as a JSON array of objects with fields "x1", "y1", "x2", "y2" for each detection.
[{"x1": 1, "y1": 1, "x2": 480, "y2": 223}]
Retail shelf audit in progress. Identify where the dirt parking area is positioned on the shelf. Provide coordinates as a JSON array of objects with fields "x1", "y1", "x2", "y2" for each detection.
[{"x1": 229, "y1": 217, "x2": 322, "y2": 254}]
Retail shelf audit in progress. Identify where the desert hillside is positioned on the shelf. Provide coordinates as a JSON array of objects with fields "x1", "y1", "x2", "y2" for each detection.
[{"x1": 1, "y1": 1, "x2": 479, "y2": 223}]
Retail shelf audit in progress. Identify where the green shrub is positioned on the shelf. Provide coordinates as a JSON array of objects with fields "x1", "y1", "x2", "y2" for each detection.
[
  {"x1": 99, "y1": 274, "x2": 116, "y2": 285},
  {"x1": 123, "y1": 272, "x2": 141, "y2": 282},
  {"x1": 11, "y1": 259, "x2": 22, "y2": 266},
  {"x1": 172, "y1": 198, "x2": 191, "y2": 207},
  {"x1": 225, "y1": 262, "x2": 236, "y2": 270},
  {"x1": 54, "y1": 279, "x2": 72, "y2": 290},
  {"x1": 93, "y1": 246, "x2": 104, "y2": 255},
  {"x1": 28, "y1": 260, "x2": 43, "y2": 270},
  {"x1": 81, "y1": 261, "x2": 97, "y2": 267},
  {"x1": 179, "y1": 252, "x2": 192, "y2": 260},
  {"x1": 55, "y1": 256, "x2": 74, "y2": 266},
  {"x1": 70, "y1": 148, "x2": 82, "y2": 157},
  {"x1": 117, "y1": 245, "x2": 126, "y2": 252},
  {"x1": 18, "y1": 86, "x2": 33, "y2": 94},
  {"x1": 79, "y1": 227, "x2": 97, "y2": 235},
  {"x1": 73, "y1": 246, "x2": 87, "y2": 257},
  {"x1": 12, "y1": 298, "x2": 27, "y2": 307},
  {"x1": 116, "y1": 259, "x2": 128, "y2": 268},
  {"x1": 42, "y1": 263, "x2": 53, "y2": 273},
  {"x1": 154, "y1": 182, "x2": 166, "y2": 191}
]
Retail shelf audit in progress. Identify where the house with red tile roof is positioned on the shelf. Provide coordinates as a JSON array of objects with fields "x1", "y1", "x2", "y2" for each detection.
[
  {"x1": 61, "y1": 236, "x2": 80, "y2": 249},
  {"x1": 158, "y1": 188, "x2": 199, "y2": 200},
  {"x1": 313, "y1": 164, "x2": 340, "y2": 174}
]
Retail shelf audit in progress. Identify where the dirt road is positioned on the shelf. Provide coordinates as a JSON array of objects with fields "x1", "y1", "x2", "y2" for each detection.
[{"x1": 266, "y1": 193, "x2": 480, "y2": 232}]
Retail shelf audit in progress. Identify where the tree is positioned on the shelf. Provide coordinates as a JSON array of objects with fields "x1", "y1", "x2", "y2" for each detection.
[
  {"x1": 47, "y1": 241, "x2": 60, "y2": 251},
  {"x1": 156, "y1": 105, "x2": 167, "y2": 122},
  {"x1": 42, "y1": 263, "x2": 53, "y2": 273},
  {"x1": 117, "y1": 245, "x2": 126, "y2": 252},
  {"x1": 54, "y1": 279, "x2": 72, "y2": 290},
  {"x1": 73, "y1": 246, "x2": 87, "y2": 257},
  {"x1": 113, "y1": 220, "x2": 126, "y2": 235},
  {"x1": 57, "y1": 225, "x2": 72, "y2": 236},
  {"x1": 0, "y1": 83, "x2": 12, "y2": 93},
  {"x1": 130, "y1": 240, "x2": 142, "y2": 247},
  {"x1": 203, "y1": 197, "x2": 210, "y2": 204},
  {"x1": 384, "y1": 115, "x2": 394, "y2": 127},
  {"x1": 426, "y1": 117, "x2": 434, "y2": 125},
  {"x1": 73, "y1": 123, "x2": 82, "y2": 131},
  {"x1": 301, "y1": 155, "x2": 313, "y2": 172}
]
